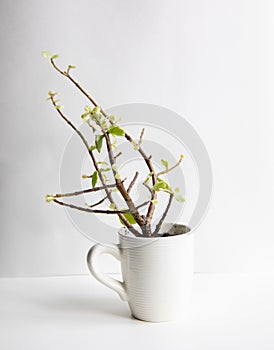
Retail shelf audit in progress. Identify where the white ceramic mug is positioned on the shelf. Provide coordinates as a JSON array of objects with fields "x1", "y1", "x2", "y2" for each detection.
[{"x1": 87, "y1": 224, "x2": 193, "y2": 322}]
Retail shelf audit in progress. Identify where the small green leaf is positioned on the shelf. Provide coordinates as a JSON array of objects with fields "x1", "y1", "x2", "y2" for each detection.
[
  {"x1": 119, "y1": 212, "x2": 137, "y2": 225},
  {"x1": 42, "y1": 51, "x2": 51, "y2": 58},
  {"x1": 48, "y1": 91, "x2": 57, "y2": 97},
  {"x1": 92, "y1": 106, "x2": 101, "y2": 115},
  {"x1": 46, "y1": 194, "x2": 54, "y2": 203},
  {"x1": 111, "y1": 187, "x2": 119, "y2": 192},
  {"x1": 161, "y1": 159, "x2": 169, "y2": 170},
  {"x1": 151, "y1": 199, "x2": 159, "y2": 205},
  {"x1": 174, "y1": 187, "x2": 180, "y2": 193},
  {"x1": 85, "y1": 106, "x2": 92, "y2": 112},
  {"x1": 152, "y1": 180, "x2": 169, "y2": 191},
  {"x1": 109, "y1": 203, "x2": 116, "y2": 210},
  {"x1": 51, "y1": 54, "x2": 59, "y2": 59},
  {"x1": 144, "y1": 172, "x2": 153, "y2": 184},
  {"x1": 95, "y1": 134, "x2": 104, "y2": 153},
  {"x1": 92, "y1": 171, "x2": 98, "y2": 188},
  {"x1": 55, "y1": 105, "x2": 64, "y2": 110},
  {"x1": 97, "y1": 161, "x2": 109, "y2": 165},
  {"x1": 81, "y1": 112, "x2": 89, "y2": 118},
  {"x1": 115, "y1": 173, "x2": 121, "y2": 180},
  {"x1": 174, "y1": 194, "x2": 185, "y2": 202},
  {"x1": 89, "y1": 145, "x2": 96, "y2": 151},
  {"x1": 68, "y1": 65, "x2": 76, "y2": 69},
  {"x1": 108, "y1": 126, "x2": 125, "y2": 137}
]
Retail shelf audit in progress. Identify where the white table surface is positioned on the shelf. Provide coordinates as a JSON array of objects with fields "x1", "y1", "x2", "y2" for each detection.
[{"x1": 0, "y1": 273, "x2": 273, "y2": 350}]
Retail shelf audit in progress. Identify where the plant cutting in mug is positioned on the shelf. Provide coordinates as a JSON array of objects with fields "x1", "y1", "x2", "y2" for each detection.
[{"x1": 43, "y1": 51, "x2": 186, "y2": 238}]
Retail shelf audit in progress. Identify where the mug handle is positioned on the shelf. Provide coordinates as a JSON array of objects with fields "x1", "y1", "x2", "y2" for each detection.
[{"x1": 87, "y1": 244, "x2": 128, "y2": 301}]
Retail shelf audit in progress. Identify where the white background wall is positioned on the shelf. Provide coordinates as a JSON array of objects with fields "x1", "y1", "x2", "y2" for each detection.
[{"x1": 0, "y1": 0, "x2": 273, "y2": 276}]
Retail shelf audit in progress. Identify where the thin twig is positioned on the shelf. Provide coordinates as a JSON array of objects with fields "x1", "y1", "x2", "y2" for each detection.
[
  {"x1": 114, "y1": 151, "x2": 122, "y2": 159},
  {"x1": 157, "y1": 155, "x2": 184, "y2": 177},
  {"x1": 86, "y1": 196, "x2": 108, "y2": 208},
  {"x1": 142, "y1": 182, "x2": 153, "y2": 196},
  {"x1": 53, "y1": 198, "x2": 150, "y2": 213},
  {"x1": 127, "y1": 171, "x2": 139, "y2": 193},
  {"x1": 153, "y1": 193, "x2": 174, "y2": 235},
  {"x1": 138, "y1": 128, "x2": 145, "y2": 146},
  {"x1": 54, "y1": 183, "x2": 118, "y2": 198},
  {"x1": 53, "y1": 198, "x2": 131, "y2": 214}
]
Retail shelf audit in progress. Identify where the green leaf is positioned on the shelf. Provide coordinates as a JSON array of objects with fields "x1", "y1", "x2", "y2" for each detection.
[
  {"x1": 85, "y1": 106, "x2": 92, "y2": 112},
  {"x1": 174, "y1": 194, "x2": 185, "y2": 202},
  {"x1": 95, "y1": 134, "x2": 104, "y2": 153},
  {"x1": 42, "y1": 51, "x2": 51, "y2": 58},
  {"x1": 68, "y1": 65, "x2": 76, "y2": 69},
  {"x1": 81, "y1": 112, "x2": 89, "y2": 119},
  {"x1": 161, "y1": 159, "x2": 169, "y2": 170},
  {"x1": 89, "y1": 145, "x2": 96, "y2": 151},
  {"x1": 115, "y1": 173, "x2": 121, "y2": 180},
  {"x1": 51, "y1": 54, "x2": 59, "y2": 59},
  {"x1": 108, "y1": 126, "x2": 125, "y2": 137},
  {"x1": 174, "y1": 187, "x2": 180, "y2": 193},
  {"x1": 152, "y1": 180, "x2": 169, "y2": 191},
  {"x1": 144, "y1": 172, "x2": 153, "y2": 184},
  {"x1": 119, "y1": 212, "x2": 137, "y2": 225},
  {"x1": 92, "y1": 106, "x2": 101, "y2": 115},
  {"x1": 55, "y1": 105, "x2": 64, "y2": 110},
  {"x1": 109, "y1": 203, "x2": 116, "y2": 210},
  {"x1": 151, "y1": 199, "x2": 159, "y2": 205},
  {"x1": 97, "y1": 161, "x2": 109, "y2": 165},
  {"x1": 92, "y1": 171, "x2": 98, "y2": 188}
]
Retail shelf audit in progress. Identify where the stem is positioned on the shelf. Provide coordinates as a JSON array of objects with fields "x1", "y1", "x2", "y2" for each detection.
[
  {"x1": 153, "y1": 193, "x2": 174, "y2": 235},
  {"x1": 157, "y1": 156, "x2": 184, "y2": 177},
  {"x1": 103, "y1": 130, "x2": 146, "y2": 229},
  {"x1": 87, "y1": 196, "x2": 107, "y2": 208},
  {"x1": 53, "y1": 198, "x2": 150, "y2": 214},
  {"x1": 114, "y1": 151, "x2": 122, "y2": 159},
  {"x1": 138, "y1": 128, "x2": 145, "y2": 146},
  {"x1": 54, "y1": 183, "x2": 119, "y2": 198},
  {"x1": 53, "y1": 198, "x2": 134, "y2": 214},
  {"x1": 127, "y1": 171, "x2": 139, "y2": 193}
]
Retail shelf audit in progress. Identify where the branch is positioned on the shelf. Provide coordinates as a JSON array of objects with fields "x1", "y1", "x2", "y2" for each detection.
[
  {"x1": 53, "y1": 198, "x2": 132, "y2": 214},
  {"x1": 142, "y1": 182, "x2": 153, "y2": 197},
  {"x1": 153, "y1": 193, "x2": 174, "y2": 235},
  {"x1": 53, "y1": 198, "x2": 150, "y2": 214},
  {"x1": 127, "y1": 171, "x2": 139, "y2": 193},
  {"x1": 53, "y1": 183, "x2": 119, "y2": 198},
  {"x1": 138, "y1": 128, "x2": 145, "y2": 146},
  {"x1": 114, "y1": 151, "x2": 122, "y2": 159},
  {"x1": 157, "y1": 155, "x2": 184, "y2": 177},
  {"x1": 86, "y1": 196, "x2": 107, "y2": 208}
]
